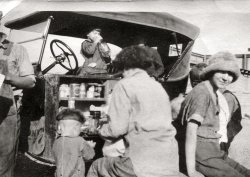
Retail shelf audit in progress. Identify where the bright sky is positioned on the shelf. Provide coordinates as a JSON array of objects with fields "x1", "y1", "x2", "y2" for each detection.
[
  {"x1": 0, "y1": 0, "x2": 22, "y2": 16},
  {"x1": 1, "y1": 0, "x2": 250, "y2": 55}
]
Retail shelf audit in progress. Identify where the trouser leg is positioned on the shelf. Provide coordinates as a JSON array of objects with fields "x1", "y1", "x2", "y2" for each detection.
[
  {"x1": 225, "y1": 156, "x2": 250, "y2": 177},
  {"x1": 197, "y1": 158, "x2": 245, "y2": 177},
  {"x1": 0, "y1": 114, "x2": 19, "y2": 177},
  {"x1": 87, "y1": 156, "x2": 137, "y2": 177}
]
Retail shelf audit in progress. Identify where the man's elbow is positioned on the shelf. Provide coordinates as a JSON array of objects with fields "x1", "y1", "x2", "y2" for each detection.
[
  {"x1": 25, "y1": 78, "x2": 36, "y2": 89},
  {"x1": 28, "y1": 80, "x2": 36, "y2": 88}
]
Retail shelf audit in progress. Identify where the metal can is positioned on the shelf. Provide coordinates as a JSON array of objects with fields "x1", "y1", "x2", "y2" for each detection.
[
  {"x1": 59, "y1": 84, "x2": 69, "y2": 98},
  {"x1": 64, "y1": 85, "x2": 70, "y2": 98},
  {"x1": 70, "y1": 83, "x2": 80, "y2": 98},
  {"x1": 79, "y1": 83, "x2": 86, "y2": 98}
]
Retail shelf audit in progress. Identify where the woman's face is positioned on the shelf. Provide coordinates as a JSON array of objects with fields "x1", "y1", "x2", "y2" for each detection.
[{"x1": 210, "y1": 71, "x2": 233, "y2": 90}]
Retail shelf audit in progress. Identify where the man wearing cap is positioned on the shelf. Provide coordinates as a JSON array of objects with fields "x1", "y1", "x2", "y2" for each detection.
[
  {"x1": 0, "y1": 11, "x2": 36, "y2": 177},
  {"x1": 179, "y1": 51, "x2": 250, "y2": 177},
  {"x1": 78, "y1": 28, "x2": 111, "y2": 75}
]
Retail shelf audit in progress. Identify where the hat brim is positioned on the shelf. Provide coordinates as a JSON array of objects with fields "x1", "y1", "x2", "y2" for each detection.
[{"x1": 201, "y1": 61, "x2": 240, "y2": 82}]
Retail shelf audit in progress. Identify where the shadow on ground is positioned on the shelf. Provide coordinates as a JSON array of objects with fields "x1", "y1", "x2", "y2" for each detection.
[{"x1": 15, "y1": 153, "x2": 55, "y2": 177}]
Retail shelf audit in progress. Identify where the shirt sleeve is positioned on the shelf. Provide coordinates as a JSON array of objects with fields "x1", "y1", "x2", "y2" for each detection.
[
  {"x1": 98, "y1": 42, "x2": 111, "y2": 58},
  {"x1": 99, "y1": 82, "x2": 130, "y2": 139},
  {"x1": 81, "y1": 40, "x2": 98, "y2": 56},
  {"x1": 181, "y1": 88, "x2": 210, "y2": 124},
  {"x1": 81, "y1": 140, "x2": 95, "y2": 160},
  {"x1": 17, "y1": 45, "x2": 35, "y2": 78}
]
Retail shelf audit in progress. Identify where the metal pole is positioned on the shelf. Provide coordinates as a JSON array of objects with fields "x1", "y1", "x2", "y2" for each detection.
[
  {"x1": 37, "y1": 16, "x2": 54, "y2": 72},
  {"x1": 18, "y1": 36, "x2": 44, "y2": 44}
]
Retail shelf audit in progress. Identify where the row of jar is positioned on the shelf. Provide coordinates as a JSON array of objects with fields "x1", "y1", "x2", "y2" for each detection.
[{"x1": 59, "y1": 83, "x2": 105, "y2": 99}]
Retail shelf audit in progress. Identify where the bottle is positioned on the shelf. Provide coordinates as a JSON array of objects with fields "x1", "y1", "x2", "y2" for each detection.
[
  {"x1": 87, "y1": 86, "x2": 95, "y2": 98},
  {"x1": 59, "y1": 84, "x2": 67, "y2": 98},
  {"x1": 64, "y1": 84, "x2": 70, "y2": 98},
  {"x1": 68, "y1": 97, "x2": 75, "y2": 109},
  {"x1": 79, "y1": 83, "x2": 86, "y2": 98}
]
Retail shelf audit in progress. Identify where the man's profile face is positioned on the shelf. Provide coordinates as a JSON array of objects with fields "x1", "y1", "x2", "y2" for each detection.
[
  {"x1": 87, "y1": 30, "x2": 100, "y2": 41},
  {"x1": 0, "y1": 14, "x2": 7, "y2": 42}
]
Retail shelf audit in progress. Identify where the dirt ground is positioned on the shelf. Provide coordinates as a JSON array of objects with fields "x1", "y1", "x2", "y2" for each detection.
[
  {"x1": 14, "y1": 153, "x2": 55, "y2": 177},
  {"x1": 229, "y1": 118, "x2": 250, "y2": 168},
  {"x1": 14, "y1": 118, "x2": 250, "y2": 177}
]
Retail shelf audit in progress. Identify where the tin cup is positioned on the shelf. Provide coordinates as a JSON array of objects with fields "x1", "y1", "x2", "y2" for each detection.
[{"x1": 70, "y1": 83, "x2": 80, "y2": 98}]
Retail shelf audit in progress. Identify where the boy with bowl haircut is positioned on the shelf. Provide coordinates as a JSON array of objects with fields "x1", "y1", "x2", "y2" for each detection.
[{"x1": 52, "y1": 108, "x2": 95, "y2": 177}]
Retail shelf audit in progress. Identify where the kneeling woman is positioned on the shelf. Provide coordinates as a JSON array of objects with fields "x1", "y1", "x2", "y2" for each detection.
[{"x1": 87, "y1": 46, "x2": 180, "y2": 177}]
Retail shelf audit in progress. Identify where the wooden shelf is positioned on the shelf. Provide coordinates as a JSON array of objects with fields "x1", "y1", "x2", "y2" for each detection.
[
  {"x1": 59, "y1": 97, "x2": 106, "y2": 102},
  {"x1": 43, "y1": 74, "x2": 117, "y2": 161}
]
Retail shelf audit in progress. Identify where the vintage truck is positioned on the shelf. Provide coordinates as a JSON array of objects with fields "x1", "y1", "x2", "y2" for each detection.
[{"x1": 2, "y1": 1, "x2": 200, "y2": 164}]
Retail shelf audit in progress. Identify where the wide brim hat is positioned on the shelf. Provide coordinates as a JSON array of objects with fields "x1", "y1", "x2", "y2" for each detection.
[{"x1": 201, "y1": 51, "x2": 240, "y2": 82}]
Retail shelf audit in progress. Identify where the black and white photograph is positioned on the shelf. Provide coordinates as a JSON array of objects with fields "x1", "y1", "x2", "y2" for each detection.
[{"x1": 1, "y1": 0, "x2": 250, "y2": 177}]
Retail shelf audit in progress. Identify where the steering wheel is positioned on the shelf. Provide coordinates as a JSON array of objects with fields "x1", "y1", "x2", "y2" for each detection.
[{"x1": 49, "y1": 39, "x2": 78, "y2": 73}]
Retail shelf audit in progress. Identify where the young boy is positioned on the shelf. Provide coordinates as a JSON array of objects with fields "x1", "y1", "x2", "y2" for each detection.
[
  {"x1": 78, "y1": 28, "x2": 111, "y2": 75},
  {"x1": 52, "y1": 108, "x2": 95, "y2": 177}
]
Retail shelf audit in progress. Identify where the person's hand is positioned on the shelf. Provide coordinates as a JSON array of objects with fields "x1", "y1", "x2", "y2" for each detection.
[
  {"x1": 96, "y1": 114, "x2": 110, "y2": 130},
  {"x1": 100, "y1": 114, "x2": 110, "y2": 124},
  {"x1": 188, "y1": 171, "x2": 204, "y2": 177},
  {"x1": 86, "y1": 140, "x2": 96, "y2": 148},
  {"x1": 81, "y1": 124, "x2": 89, "y2": 132},
  {"x1": 93, "y1": 34, "x2": 103, "y2": 43}
]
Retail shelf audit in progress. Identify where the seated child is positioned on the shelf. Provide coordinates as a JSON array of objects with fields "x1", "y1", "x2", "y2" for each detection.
[{"x1": 52, "y1": 108, "x2": 95, "y2": 177}]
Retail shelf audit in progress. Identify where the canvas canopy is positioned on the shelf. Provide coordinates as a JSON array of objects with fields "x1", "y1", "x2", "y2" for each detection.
[
  {"x1": 5, "y1": 11, "x2": 199, "y2": 41},
  {"x1": 2, "y1": 1, "x2": 200, "y2": 84}
]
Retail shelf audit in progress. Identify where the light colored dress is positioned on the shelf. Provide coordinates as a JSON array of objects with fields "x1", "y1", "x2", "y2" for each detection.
[{"x1": 96, "y1": 69, "x2": 179, "y2": 177}]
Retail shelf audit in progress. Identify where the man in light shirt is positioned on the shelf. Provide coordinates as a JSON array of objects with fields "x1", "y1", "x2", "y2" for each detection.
[{"x1": 0, "y1": 11, "x2": 35, "y2": 177}]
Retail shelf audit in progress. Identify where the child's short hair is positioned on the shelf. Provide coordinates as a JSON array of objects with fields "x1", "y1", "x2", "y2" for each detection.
[{"x1": 56, "y1": 108, "x2": 85, "y2": 123}]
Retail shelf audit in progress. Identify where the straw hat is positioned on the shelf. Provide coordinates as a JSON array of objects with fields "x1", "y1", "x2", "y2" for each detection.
[{"x1": 201, "y1": 51, "x2": 240, "y2": 82}]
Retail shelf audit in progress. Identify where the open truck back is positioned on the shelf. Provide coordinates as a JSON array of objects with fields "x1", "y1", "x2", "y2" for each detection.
[{"x1": 2, "y1": 1, "x2": 199, "y2": 163}]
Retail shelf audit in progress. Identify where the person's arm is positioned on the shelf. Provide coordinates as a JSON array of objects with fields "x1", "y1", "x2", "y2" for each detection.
[
  {"x1": 81, "y1": 40, "x2": 98, "y2": 55},
  {"x1": 4, "y1": 44, "x2": 35, "y2": 89},
  {"x1": 98, "y1": 82, "x2": 130, "y2": 140},
  {"x1": 185, "y1": 115, "x2": 204, "y2": 177},
  {"x1": 82, "y1": 140, "x2": 95, "y2": 161},
  {"x1": 4, "y1": 74, "x2": 35, "y2": 89},
  {"x1": 81, "y1": 35, "x2": 103, "y2": 55}
]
